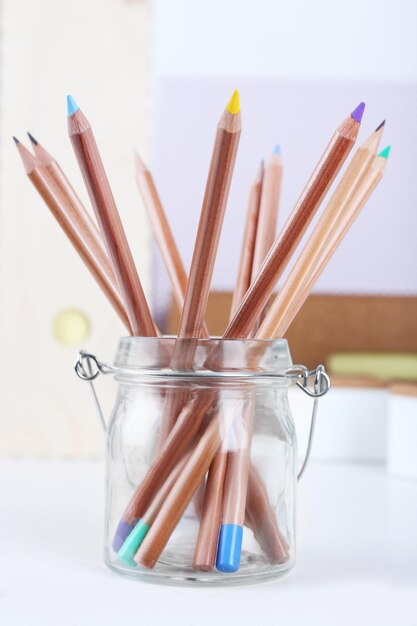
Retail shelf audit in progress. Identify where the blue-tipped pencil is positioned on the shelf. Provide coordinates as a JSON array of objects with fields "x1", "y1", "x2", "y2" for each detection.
[
  {"x1": 67, "y1": 95, "x2": 158, "y2": 339},
  {"x1": 216, "y1": 408, "x2": 253, "y2": 572}
]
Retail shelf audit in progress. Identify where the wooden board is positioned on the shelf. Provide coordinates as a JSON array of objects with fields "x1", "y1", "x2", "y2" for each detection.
[{"x1": 167, "y1": 292, "x2": 417, "y2": 370}]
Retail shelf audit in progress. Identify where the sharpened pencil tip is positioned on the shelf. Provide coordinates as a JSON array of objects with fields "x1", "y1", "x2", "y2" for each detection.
[
  {"x1": 378, "y1": 145, "x2": 391, "y2": 159},
  {"x1": 134, "y1": 149, "x2": 147, "y2": 172},
  {"x1": 226, "y1": 89, "x2": 240, "y2": 115},
  {"x1": 27, "y1": 132, "x2": 38, "y2": 145},
  {"x1": 273, "y1": 144, "x2": 282, "y2": 155},
  {"x1": 67, "y1": 95, "x2": 79, "y2": 116},
  {"x1": 375, "y1": 120, "x2": 386, "y2": 133},
  {"x1": 12, "y1": 136, "x2": 20, "y2": 145},
  {"x1": 255, "y1": 160, "x2": 264, "y2": 183},
  {"x1": 351, "y1": 101, "x2": 365, "y2": 123}
]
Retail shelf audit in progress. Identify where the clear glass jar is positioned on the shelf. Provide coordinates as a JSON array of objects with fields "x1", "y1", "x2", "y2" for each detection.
[{"x1": 76, "y1": 337, "x2": 327, "y2": 586}]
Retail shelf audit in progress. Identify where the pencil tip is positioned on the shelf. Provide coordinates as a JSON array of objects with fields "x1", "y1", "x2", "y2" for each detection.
[
  {"x1": 378, "y1": 145, "x2": 391, "y2": 159},
  {"x1": 351, "y1": 101, "x2": 365, "y2": 123},
  {"x1": 12, "y1": 136, "x2": 20, "y2": 145},
  {"x1": 27, "y1": 132, "x2": 38, "y2": 145},
  {"x1": 375, "y1": 120, "x2": 386, "y2": 133},
  {"x1": 134, "y1": 149, "x2": 147, "y2": 172},
  {"x1": 273, "y1": 144, "x2": 281, "y2": 155},
  {"x1": 67, "y1": 95, "x2": 79, "y2": 117},
  {"x1": 226, "y1": 89, "x2": 240, "y2": 115},
  {"x1": 255, "y1": 160, "x2": 264, "y2": 182}
]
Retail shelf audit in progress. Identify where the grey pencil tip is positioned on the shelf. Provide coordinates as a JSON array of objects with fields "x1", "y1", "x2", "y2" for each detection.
[
  {"x1": 375, "y1": 120, "x2": 386, "y2": 132},
  {"x1": 12, "y1": 136, "x2": 20, "y2": 145},
  {"x1": 27, "y1": 132, "x2": 38, "y2": 145}
]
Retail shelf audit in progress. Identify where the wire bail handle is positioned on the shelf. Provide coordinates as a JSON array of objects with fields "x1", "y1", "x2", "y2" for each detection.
[
  {"x1": 74, "y1": 351, "x2": 330, "y2": 478},
  {"x1": 286, "y1": 364, "x2": 331, "y2": 479}
]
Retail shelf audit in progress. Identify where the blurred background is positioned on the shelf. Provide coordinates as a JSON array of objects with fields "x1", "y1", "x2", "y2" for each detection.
[{"x1": 0, "y1": 0, "x2": 416, "y2": 476}]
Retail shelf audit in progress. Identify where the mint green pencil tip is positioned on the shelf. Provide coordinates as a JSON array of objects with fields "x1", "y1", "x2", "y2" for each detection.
[
  {"x1": 118, "y1": 520, "x2": 150, "y2": 567},
  {"x1": 378, "y1": 146, "x2": 391, "y2": 159}
]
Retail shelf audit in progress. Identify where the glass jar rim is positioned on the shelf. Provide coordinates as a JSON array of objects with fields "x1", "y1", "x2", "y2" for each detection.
[{"x1": 111, "y1": 335, "x2": 293, "y2": 380}]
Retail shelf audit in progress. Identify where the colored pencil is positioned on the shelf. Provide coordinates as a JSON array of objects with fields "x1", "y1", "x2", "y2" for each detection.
[
  {"x1": 134, "y1": 152, "x2": 209, "y2": 337},
  {"x1": 67, "y1": 95, "x2": 158, "y2": 337},
  {"x1": 159, "y1": 90, "x2": 241, "y2": 439},
  {"x1": 113, "y1": 386, "x2": 215, "y2": 551},
  {"x1": 194, "y1": 165, "x2": 263, "y2": 570},
  {"x1": 28, "y1": 132, "x2": 100, "y2": 239},
  {"x1": 130, "y1": 153, "x2": 284, "y2": 570},
  {"x1": 251, "y1": 146, "x2": 282, "y2": 280},
  {"x1": 193, "y1": 447, "x2": 229, "y2": 570},
  {"x1": 129, "y1": 141, "x2": 389, "y2": 573},
  {"x1": 223, "y1": 102, "x2": 365, "y2": 340},
  {"x1": 118, "y1": 452, "x2": 191, "y2": 566},
  {"x1": 17, "y1": 89, "x2": 390, "y2": 574},
  {"x1": 244, "y1": 465, "x2": 289, "y2": 563},
  {"x1": 14, "y1": 138, "x2": 131, "y2": 331},
  {"x1": 114, "y1": 102, "x2": 366, "y2": 561},
  {"x1": 134, "y1": 409, "x2": 228, "y2": 568},
  {"x1": 113, "y1": 90, "x2": 241, "y2": 550},
  {"x1": 172, "y1": 89, "x2": 241, "y2": 348},
  {"x1": 258, "y1": 145, "x2": 390, "y2": 339},
  {"x1": 230, "y1": 161, "x2": 264, "y2": 315},
  {"x1": 215, "y1": 400, "x2": 253, "y2": 572}
]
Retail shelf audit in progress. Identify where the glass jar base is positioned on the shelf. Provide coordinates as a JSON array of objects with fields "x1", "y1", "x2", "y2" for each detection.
[{"x1": 104, "y1": 548, "x2": 294, "y2": 587}]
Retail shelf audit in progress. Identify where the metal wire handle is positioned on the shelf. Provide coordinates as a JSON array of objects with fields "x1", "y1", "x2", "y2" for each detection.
[{"x1": 74, "y1": 350, "x2": 330, "y2": 479}]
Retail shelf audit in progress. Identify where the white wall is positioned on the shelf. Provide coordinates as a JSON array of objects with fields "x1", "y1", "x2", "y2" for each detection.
[
  {"x1": 153, "y1": 0, "x2": 417, "y2": 81},
  {"x1": 150, "y1": 0, "x2": 417, "y2": 321},
  {"x1": 0, "y1": 0, "x2": 152, "y2": 456}
]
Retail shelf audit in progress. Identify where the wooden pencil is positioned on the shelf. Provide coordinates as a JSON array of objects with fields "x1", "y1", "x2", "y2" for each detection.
[
  {"x1": 67, "y1": 95, "x2": 158, "y2": 337},
  {"x1": 211, "y1": 126, "x2": 382, "y2": 569},
  {"x1": 134, "y1": 150, "x2": 212, "y2": 519},
  {"x1": 27, "y1": 132, "x2": 100, "y2": 240},
  {"x1": 193, "y1": 447, "x2": 229, "y2": 570},
  {"x1": 118, "y1": 452, "x2": 191, "y2": 566},
  {"x1": 14, "y1": 138, "x2": 131, "y2": 331},
  {"x1": 258, "y1": 146, "x2": 390, "y2": 339},
  {"x1": 244, "y1": 465, "x2": 289, "y2": 563},
  {"x1": 256, "y1": 124, "x2": 384, "y2": 339},
  {"x1": 194, "y1": 165, "x2": 263, "y2": 570},
  {"x1": 134, "y1": 152, "x2": 210, "y2": 338},
  {"x1": 159, "y1": 90, "x2": 241, "y2": 440},
  {"x1": 215, "y1": 398, "x2": 254, "y2": 572},
  {"x1": 230, "y1": 161, "x2": 264, "y2": 313},
  {"x1": 251, "y1": 146, "x2": 282, "y2": 280},
  {"x1": 113, "y1": 91, "x2": 241, "y2": 551},
  {"x1": 112, "y1": 388, "x2": 215, "y2": 551},
  {"x1": 223, "y1": 102, "x2": 365, "y2": 340},
  {"x1": 114, "y1": 102, "x2": 366, "y2": 559},
  {"x1": 134, "y1": 410, "x2": 227, "y2": 568},
  {"x1": 172, "y1": 89, "x2": 241, "y2": 348},
  {"x1": 130, "y1": 153, "x2": 283, "y2": 569}
]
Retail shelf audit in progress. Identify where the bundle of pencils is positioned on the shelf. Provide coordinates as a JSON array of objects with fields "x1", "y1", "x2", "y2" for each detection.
[{"x1": 15, "y1": 89, "x2": 389, "y2": 573}]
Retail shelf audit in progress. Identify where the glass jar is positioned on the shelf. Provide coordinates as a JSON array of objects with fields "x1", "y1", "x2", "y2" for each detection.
[{"x1": 75, "y1": 337, "x2": 329, "y2": 586}]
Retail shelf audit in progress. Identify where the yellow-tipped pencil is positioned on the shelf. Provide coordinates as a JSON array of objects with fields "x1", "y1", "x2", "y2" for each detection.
[{"x1": 113, "y1": 91, "x2": 242, "y2": 552}]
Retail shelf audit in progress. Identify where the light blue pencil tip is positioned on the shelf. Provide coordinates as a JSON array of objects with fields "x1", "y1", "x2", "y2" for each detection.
[
  {"x1": 216, "y1": 524, "x2": 243, "y2": 573},
  {"x1": 67, "y1": 95, "x2": 79, "y2": 116},
  {"x1": 273, "y1": 144, "x2": 282, "y2": 155}
]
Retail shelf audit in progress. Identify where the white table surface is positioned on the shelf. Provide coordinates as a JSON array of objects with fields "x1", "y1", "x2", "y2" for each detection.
[{"x1": 1, "y1": 460, "x2": 416, "y2": 626}]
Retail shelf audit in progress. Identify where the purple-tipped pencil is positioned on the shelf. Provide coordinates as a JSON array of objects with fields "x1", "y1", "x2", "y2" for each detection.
[{"x1": 223, "y1": 102, "x2": 365, "y2": 340}]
